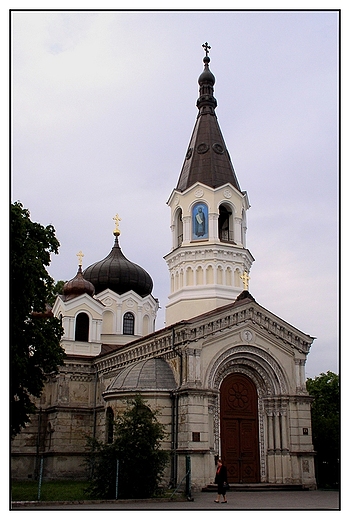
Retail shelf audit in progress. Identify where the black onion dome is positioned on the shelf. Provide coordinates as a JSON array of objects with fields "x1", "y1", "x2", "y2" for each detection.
[
  {"x1": 198, "y1": 55, "x2": 216, "y2": 86},
  {"x1": 83, "y1": 236, "x2": 153, "y2": 297},
  {"x1": 63, "y1": 265, "x2": 95, "y2": 301}
]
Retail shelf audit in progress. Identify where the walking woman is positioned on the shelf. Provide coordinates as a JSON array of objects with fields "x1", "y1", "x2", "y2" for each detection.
[{"x1": 214, "y1": 458, "x2": 228, "y2": 503}]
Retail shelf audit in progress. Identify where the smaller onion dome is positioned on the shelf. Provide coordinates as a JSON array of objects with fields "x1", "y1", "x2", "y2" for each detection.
[
  {"x1": 198, "y1": 55, "x2": 216, "y2": 86},
  {"x1": 63, "y1": 264, "x2": 95, "y2": 301},
  {"x1": 196, "y1": 43, "x2": 217, "y2": 112}
]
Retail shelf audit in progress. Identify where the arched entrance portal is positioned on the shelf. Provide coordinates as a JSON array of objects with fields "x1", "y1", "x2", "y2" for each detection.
[{"x1": 220, "y1": 373, "x2": 260, "y2": 483}]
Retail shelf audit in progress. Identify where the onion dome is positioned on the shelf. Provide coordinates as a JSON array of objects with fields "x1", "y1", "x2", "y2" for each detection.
[
  {"x1": 63, "y1": 263, "x2": 95, "y2": 301},
  {"x1": 83, "y1": 216, "x2": 153, "y2": 297},
  {"x1": 107, "y1": 358, "x2": 176, "y2": 393},
  {"x1": 197, "y1": 47, "x2": 217, "y2": 112}
]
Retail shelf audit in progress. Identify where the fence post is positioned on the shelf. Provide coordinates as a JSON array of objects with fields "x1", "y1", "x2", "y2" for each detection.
[
  {"x1": 185, "y1": 455, "x2": 192, "y2": 500},
  {"x1": 115, "y1": 459, "x2": 119, "y2": 499},
  {"x1": 37, "y1": 455, "x2": 44, "y2": 501}
]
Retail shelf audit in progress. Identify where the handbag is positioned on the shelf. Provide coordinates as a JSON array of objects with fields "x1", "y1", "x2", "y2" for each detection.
[{"x1": 223, "y1": 482, "x2": 230, "y2": 491}]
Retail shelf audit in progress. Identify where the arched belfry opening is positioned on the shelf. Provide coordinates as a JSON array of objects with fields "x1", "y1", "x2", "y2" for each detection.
[
  {"x1": 218, "y1": 204, "x2": 234, "y2": 243},
  {"x1": 175, "y1": 208, "x2": 183, "y2": 247},
  {"x1": 220, "y1": 373, "x2": 260, "y2": 483}
]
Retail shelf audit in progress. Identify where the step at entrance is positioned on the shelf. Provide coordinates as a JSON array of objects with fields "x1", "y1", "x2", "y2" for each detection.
[{"x1": 202, "y1": 483, "x2": 305, "y2": 492}]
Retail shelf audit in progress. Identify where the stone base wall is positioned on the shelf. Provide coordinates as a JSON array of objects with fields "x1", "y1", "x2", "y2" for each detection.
[{"x1": 11, "y1": 452, "x2": 89, "y2": 480}]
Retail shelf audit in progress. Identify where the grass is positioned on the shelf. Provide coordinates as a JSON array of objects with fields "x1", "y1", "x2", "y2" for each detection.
[{"x1": 11, "y1": 480, "x2": 89, "y2": 502}]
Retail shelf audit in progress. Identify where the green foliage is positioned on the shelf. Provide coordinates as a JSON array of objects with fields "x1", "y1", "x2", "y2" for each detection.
[
  {"x1": 48, "y1": 280, "x2": 67, "y2": 306},
  {"x1": 11, "y1": 480, "x2": 88, "y2": 501},
  {"x1": 306, "y1": 371, "x2": 340, "y2": 488},
  {"x1": 10, "y1": 202, "x2": 65, "y2": 438},
  {"x1": 85, "y1": 396, "x2": 169, "y2": 499}
]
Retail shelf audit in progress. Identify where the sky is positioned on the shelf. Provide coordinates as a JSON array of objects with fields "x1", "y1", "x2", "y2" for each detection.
[{"x1": 10, "y1": 6, "x2": 339, "y2": 379}]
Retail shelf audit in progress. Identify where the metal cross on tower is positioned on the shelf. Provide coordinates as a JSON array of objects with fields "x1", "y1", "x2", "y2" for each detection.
[
  {"x1": 202, "y1": 42, "x2": 211, "y2": 56},
  {"x1": 240, "y1": 271, "x2": 250, "y2": 290},
  {"x1": 76, "y1": 250, "x2": 84, "y2": 266}
]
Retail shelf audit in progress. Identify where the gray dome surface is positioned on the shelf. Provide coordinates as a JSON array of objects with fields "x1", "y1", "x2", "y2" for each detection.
[{"x1": 109, "y1": 358, "x2": 176, "y2": 392}]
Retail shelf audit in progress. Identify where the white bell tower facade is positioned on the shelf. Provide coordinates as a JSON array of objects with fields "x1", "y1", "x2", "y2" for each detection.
[{"x1": 165, "y1": 45, "x2": 254, "y2": 326}]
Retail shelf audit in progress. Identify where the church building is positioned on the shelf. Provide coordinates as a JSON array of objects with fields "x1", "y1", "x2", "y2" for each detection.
[{"x1": 11, "y1": 44, "x2": 316, "y2": 490}]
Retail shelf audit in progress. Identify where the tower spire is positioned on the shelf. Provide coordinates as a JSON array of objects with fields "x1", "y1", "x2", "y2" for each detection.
[{"x1": 175, "y1": 44, "x2": 240, "y2": 193}]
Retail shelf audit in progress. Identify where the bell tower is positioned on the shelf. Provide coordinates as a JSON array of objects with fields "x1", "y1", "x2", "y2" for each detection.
[{"x1": 164, "y1": 43, "x2": 254, "y2": 326}]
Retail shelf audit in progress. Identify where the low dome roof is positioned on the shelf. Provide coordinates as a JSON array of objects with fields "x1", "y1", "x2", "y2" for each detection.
[
  {"x1": 108, "y1": 358, "x2": 176, "y2": 392},
  {"x1": 83, "y1": 236, "x2": 153, "y2": 297}
]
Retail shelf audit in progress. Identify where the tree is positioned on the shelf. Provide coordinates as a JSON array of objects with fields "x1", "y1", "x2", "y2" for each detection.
[
  {"x1": 85, "y1": 395, "x2": 169, "y2": 499},
  {"x1": 306, "y1": 371, "x2": 339, "y2": 488},
  {"x1": 47, "y1": 280, "x2": 67, "y2": 307},
  {"x1": 10, "y1": 202, "x2": 65, "y2": 438}
]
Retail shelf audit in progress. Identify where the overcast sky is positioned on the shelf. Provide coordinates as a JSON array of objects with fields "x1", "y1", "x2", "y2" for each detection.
[{"x1": 11, "y1": 8, "x2": 339, "y2": 379}]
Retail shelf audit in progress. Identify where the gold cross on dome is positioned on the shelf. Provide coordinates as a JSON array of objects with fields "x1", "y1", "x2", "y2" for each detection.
[
  {"x1": 113, "y1": 213, "x2": 122, "y2": 236},
  {"x1": 76, "y1": 250, "x2": 84, "y2": 266},
  {"x1": 240, "y1": 270, "x2": 250, "y2": 290},
  {"x1": 202, "y1": 42, "x2": 211, "y2": 56}
]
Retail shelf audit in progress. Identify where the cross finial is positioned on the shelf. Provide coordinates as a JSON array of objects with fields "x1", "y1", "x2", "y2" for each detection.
[
  {"x1": 76, "y1": 250, "x2": 84, "y2": 267},
  {"x1": 240, "y1": 270, "x2": 250, "y2": 290},
  {"x1": 202, "y1": 42, "x2": 211, "y2": 57},
  {"x1": 113, "y1": 213, "x2": 122, "y2": 236}
]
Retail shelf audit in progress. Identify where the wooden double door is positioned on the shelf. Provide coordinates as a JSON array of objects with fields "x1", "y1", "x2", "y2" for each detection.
[{"x1": 220, "y1": 373, "x2": 260, "y2": 483}]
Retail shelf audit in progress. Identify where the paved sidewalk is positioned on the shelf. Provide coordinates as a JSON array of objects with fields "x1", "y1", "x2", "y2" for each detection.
[{"x1": 12, "y1": 489, "x2": 340, "y2": 510}]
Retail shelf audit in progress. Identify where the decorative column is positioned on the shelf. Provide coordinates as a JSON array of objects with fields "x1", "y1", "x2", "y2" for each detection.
[
  {"x1": 281, "y1": 409, "x2": 289, "y2": 451},
  {"x1": 187, "y1": 348, "x2": 196, "y2": 383},
  {"x1": 267, "y1": 411, "x2": 274, "y2": 451},
  {"x1": 182, "y1": 216, "x2": 191, "y2": 244},
  {"x1": 274, "y1": 410, "x2": 282, "y2": 482},
  {"x1": 234, "y1": 217, "x2": 242, "y2": 246},
  {"x1": 116, "y1": 303, "x2": 122, "y2": 334},
  {"x1": 209, "y1": 213, "x2": 219, "y2": 240},
  {"x1": 266, "y1": 408, "x2": 276, "y2": 481},
  {"x1": 170, "y1": 223, "x2": 176, "y2": 249},
  {"x1": 299, "y1": 359, "x2": 306, "y2": 390},
  {"x1": 274, "y1": 411, "x2": 281, "y2": 452},
  {"x1": 137, "y1": 305, "x2": 143, "y2": 335},
  {"x1": 195, "y1": 349, "x2": 201, "y2": 382}
]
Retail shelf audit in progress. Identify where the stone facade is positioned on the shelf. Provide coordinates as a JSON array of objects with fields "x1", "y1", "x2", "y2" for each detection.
[{"x1": 11, "y1": 292, "x2": 316, "y2": 489}]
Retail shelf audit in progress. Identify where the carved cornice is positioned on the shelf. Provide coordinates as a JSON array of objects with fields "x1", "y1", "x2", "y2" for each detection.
[{"x1": 94, "y1": 300, "x2": 313, "y2": 375}]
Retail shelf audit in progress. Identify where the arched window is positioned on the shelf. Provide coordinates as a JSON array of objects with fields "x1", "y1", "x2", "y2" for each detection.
[
  {"x1": 175, "y1": 208, "x2": 183, "y2": 247},
  {"x1": 75, "y1": 312, "x2": 89, "y2": 341},
  {"x1": 206, "y1": 265, "x2": 214, "y2": 284},
  {"x1": 186, "y1": 267, "x2": 194, "y2": 286},
  {"x1": 196, "y1": 266, "x2": 203, "y2": 285},
  {"x1": 123, "y1": 312, "x2": 135, "y2": 335},
  {"x1": 106, "y1": 407, "x2": 114, "y2": 444}
]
